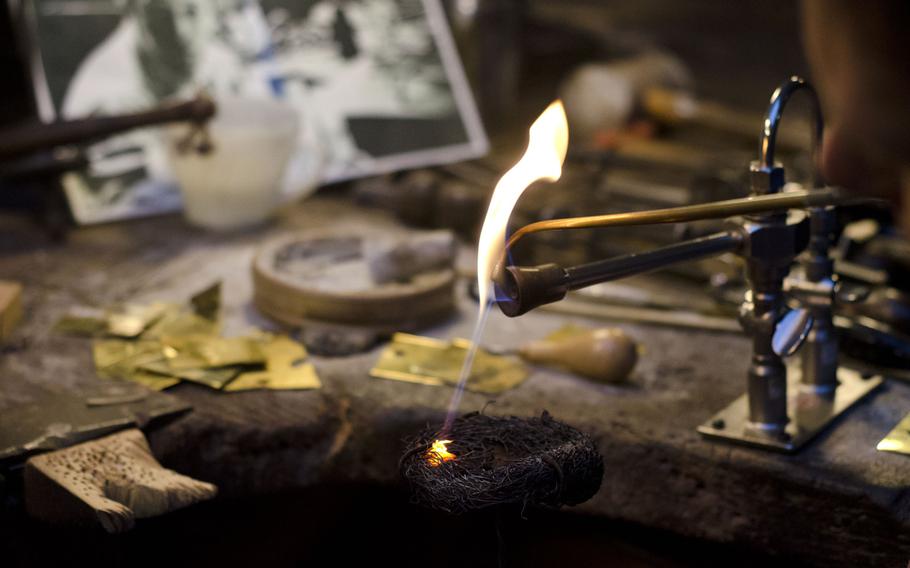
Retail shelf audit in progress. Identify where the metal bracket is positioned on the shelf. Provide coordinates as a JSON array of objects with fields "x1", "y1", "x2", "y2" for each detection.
[{"x1": 697, "y1": 366, "x2": 882, "y2": 453}]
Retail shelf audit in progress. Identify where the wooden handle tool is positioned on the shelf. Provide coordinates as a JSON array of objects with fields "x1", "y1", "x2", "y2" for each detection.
[{"x1": 518, "y1": 327, "x2": 638, "y2": 384}]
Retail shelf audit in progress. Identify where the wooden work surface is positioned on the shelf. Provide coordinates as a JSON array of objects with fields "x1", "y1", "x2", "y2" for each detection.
[{"x1": 1, "y1": 194, "x2": 908, "y2": 566}]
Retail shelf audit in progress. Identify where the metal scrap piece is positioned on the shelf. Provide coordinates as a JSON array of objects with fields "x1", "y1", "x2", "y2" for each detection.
[
  {"x1": 190, "y1": 282, "x2": 221, "y2": 322},
  {"x1": 161, "y1": 336, "x2": 265, "y2": 369},
  {"x1": 224, "y1": 364, "x2": 320, "y2": 391},
  {"x1": 224, "y1": 335, "x2": 321, "y2": 391},
  {"x1": 877, "y1": 412, "x2": 910, "y2": 456},
  {"x1": 93, "y1": 340, "x2": 163, "y2": 376},
  {"x1": 370, "y1": 333, "x2": 528, "y2": 394},
  {"x1": 137, "y1": 360, "x2": 241, "y2": 389},
  {"x1": 92, "y1": 340, "x2": 181, "y2": 390},
  {"x1": 141, "y1": 303, "x2": 220, "y2": 339},
  {"x1": 74, "y1": 282, "x2": 323, "y2": 393},
  {"x1": 55, "y1": 303, "x2": 173, "y2": 339},
  {"x1": 106, "y1": 302, "x2": 170, "y2": 338}
]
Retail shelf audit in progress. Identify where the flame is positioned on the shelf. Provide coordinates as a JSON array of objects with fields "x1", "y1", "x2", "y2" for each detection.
[
  {"x1": 476, "y1": 100, "x2": 569, "y2": 306},
  {"x1": 425, "y1": 439, "x2": 456, "y2": 467}
]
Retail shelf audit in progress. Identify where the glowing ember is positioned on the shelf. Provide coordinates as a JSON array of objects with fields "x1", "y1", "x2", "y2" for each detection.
[
  {"x1": 476, "y1": 100, "x2": 569, "y2": 307},
  {"x1": 425, "y1": 439, "x2": 456, "y2": 467}
]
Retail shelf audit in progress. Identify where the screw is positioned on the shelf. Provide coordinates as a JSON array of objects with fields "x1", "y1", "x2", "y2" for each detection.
[{"x1": 711, "y1": 418, "x2": 726, "y2": 430}]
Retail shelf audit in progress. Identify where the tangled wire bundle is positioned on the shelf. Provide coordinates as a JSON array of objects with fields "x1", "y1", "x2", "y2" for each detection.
[{"x1": 400, "y1": 411, "x2": 603, "y2": 514}]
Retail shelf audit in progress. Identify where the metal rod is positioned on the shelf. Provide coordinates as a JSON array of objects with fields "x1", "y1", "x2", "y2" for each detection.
[
  {"x1": 505, "y1": 187, "x2": 860, "y2": 253},
  {"x1": 540, "y1": 299, "x2": 742, "y2": 333},
  {"x1": 0, "y1": 93, "x2": 216, "y2": 162},
  {"x1": 498, "y1": 231, "x2": 743, "y2": 316},
  {"x1": 565, "y1": 231, "x2": 743, "y2": 290}
]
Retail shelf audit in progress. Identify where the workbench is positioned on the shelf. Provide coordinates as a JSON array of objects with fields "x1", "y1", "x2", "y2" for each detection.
[{"x1": 1, "y1": 193, "x2": 908, "y2": 566}]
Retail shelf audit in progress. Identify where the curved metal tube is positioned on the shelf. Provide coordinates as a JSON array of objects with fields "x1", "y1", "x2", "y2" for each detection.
[
  {"x1": 503, "y1": 187, "x2": 867, "y2": 254},
  {"x1": 759, "y1": 76, "x2": 824, "y2": 186}
]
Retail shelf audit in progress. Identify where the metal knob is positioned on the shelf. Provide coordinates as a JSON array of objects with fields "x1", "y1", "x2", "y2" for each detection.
[{"x1": 772, "y1": 307, "x2": 814, "y2": 357}]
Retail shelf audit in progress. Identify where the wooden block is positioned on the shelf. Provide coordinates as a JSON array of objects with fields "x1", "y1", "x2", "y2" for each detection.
[
  {"x1": 25, "y1": 428, "x2": 217, "y2": 533},
  {"x1": 0, "y1": 280, "x2": 22, "y2": 341}
]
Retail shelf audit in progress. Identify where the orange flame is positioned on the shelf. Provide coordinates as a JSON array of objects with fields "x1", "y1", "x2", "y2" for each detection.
[
  {"x1": 476, "y1": 100, "x2": 569, "y2": 307},
  {"x1": 425, "y1": 439, "x2": 456, "y2": 467}
]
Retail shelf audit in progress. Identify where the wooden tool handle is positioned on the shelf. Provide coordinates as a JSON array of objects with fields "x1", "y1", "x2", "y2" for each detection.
[
  {"x1": 642, "y1": 87, "x2": 810, "y2": 149},
  {"x1": 519, "y1": 327, "x2": 638, "y2": 383}
]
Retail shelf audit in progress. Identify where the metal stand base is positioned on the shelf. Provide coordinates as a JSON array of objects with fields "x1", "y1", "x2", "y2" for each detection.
[{"x1": 697, "y1": 367, "x2": 883, "y2": 453}]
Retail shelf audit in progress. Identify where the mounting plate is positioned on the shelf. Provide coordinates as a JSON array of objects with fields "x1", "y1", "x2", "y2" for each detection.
[{"x1": 697, "y1": 367, "x2": 882, "y2": 453}]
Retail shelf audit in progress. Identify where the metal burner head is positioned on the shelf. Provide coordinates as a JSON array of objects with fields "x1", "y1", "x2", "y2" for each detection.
[{"x1": 495, "y1": 263, "x2": 569, "y2": 317}]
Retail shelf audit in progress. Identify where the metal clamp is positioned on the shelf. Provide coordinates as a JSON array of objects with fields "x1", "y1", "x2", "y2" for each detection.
[{"x1": 698, "y1": 77, "x2": 882, "y2": 452}]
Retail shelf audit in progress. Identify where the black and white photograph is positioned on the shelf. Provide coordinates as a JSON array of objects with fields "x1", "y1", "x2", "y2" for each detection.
[{"x1": 26, "y1": 0, "x2": 488, "y2": 223}]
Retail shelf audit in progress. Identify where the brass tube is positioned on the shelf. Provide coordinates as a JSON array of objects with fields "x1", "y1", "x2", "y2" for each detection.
[{"x1": 504, "y1": 187, "x2": 870, "y2": 253}]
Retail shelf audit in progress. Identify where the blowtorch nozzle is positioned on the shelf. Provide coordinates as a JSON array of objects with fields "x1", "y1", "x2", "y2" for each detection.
[{"x1": 495, "y1": 263, "x2": 570, "y2": 317}]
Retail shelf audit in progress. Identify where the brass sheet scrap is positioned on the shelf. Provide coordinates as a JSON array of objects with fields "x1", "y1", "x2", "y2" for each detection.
[
  {"x1": 93, "y1": 340, "x2": 163, "y2": 376},
  {"x1": 93, "y1": 332, "x2": 318, "y2": 392},
  {"x1": 161, "y1": 335, "x2": 266, "y2": 369},
  {"x1": 877, "y1": 412, "x2": 910, "y2": 456},
  {"x1": 106, "y1": 302, "x2": 171, "y2": 338},
  {"x1": 225, "y1": 364, "x2": 320, "y2": 391},
  {"x1": 55, "y1": 303, "x2": 173, "y2": 338},
  {"x1": 370, "y1": 333, "x2": 528, "y2": 394},
  {"x1": 92, "y1": 340, "x2": 178, "y2": 391},
  {"x1": 62, "y1": 282, "x2": 322, "y2": 393},
  {"x1": 225, "y1": 335, "x2": 321, "y2": 391},
  {"x1": 142, "y1": 309, "x2": 220, "y2": 339},
  {"x1": 190, "y1": 282, "x2": 221, "y2": 322},
  {"x1": 137, "y1": 359, "x2": 243, "y2": 390}
]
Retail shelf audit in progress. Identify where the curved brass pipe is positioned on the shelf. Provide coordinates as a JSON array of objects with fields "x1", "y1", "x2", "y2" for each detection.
[{"x1": 504, "y1": 187, "x2": 875, "y2": 254}]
